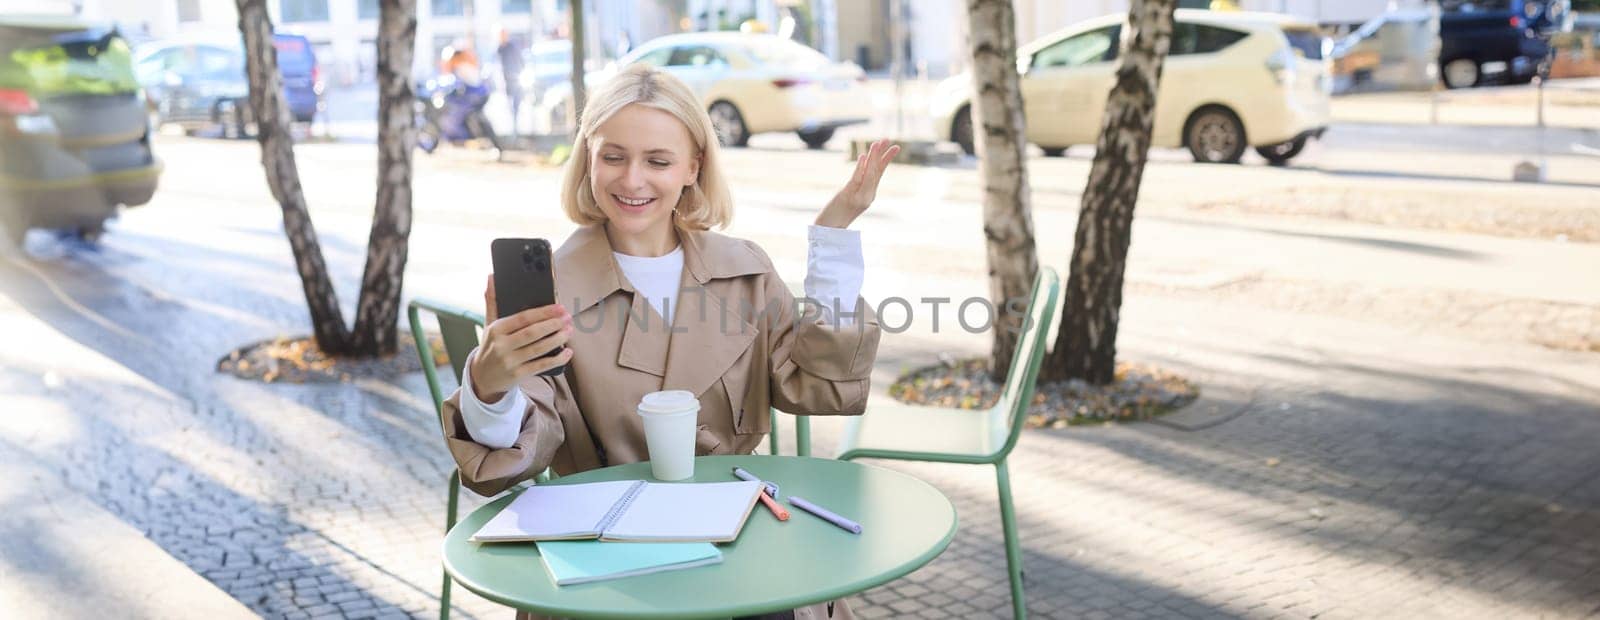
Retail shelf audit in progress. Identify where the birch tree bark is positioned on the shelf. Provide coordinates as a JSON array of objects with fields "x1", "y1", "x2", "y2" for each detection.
[
  {"x1": 1042, "y1": 0, "x2": 1179, "y2": 384},
  {"x1": 235, "y1": 0, "x2": 349, "y2": 352},
  {"x1": 236, "y1": 0, "x2": 418, "y2": 357},
  {"x1": 965, "y1": 0, "x2": 1039, "y2": 381},
  {"x1": 349, "y1": 0, "x2": 417, "y2": 356}
]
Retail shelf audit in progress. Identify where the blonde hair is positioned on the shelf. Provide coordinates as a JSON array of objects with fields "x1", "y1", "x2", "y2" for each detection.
[{"x1": 561, "y1": 64, "x2": 733, "y2": 231}]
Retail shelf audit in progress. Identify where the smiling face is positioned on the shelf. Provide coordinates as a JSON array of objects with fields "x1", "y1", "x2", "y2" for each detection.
[{"x1": 587, "y1": 103, "x2": 701, "y2": 255}]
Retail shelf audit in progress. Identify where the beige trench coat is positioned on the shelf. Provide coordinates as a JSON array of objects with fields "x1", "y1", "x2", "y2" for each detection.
[{"x1": 439, "y1": 224, "x2": 882, "y2": 620}]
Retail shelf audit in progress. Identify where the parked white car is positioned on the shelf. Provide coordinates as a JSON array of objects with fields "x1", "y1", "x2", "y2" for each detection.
[
  {"x1": 929, "y1": 10, "x2": 1333, "y2": 164},
  {"x1": 541, "y1": 32, "x2": 871, "y2": 148}
]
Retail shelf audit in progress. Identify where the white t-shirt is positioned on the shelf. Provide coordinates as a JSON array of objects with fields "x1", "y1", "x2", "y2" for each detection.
[{"x1": 611, "y1": 246, "x2": 684, "y2": 324}]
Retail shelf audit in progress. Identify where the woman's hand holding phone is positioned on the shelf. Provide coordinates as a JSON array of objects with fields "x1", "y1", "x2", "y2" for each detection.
[{"x1": 470, "y1": 275, "x2": 575, "y2": 403}]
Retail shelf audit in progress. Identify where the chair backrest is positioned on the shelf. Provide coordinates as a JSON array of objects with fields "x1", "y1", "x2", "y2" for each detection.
[
  {"x1": 991, "y1": 267, "x2": 1060, "y2": 458},
  {"x1": 407, "y1": 298, "x2": 486, "y2": 415}
]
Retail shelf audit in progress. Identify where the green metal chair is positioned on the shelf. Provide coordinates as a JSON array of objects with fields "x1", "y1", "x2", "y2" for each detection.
[
  {"x1": 407, "y1": 298, "x2": 481, "y2": 620},
  {"x1": 768, "y1": 409, "x2": 812, "y2": 456},
  {"x1": 835, "y1": 267, "x2": 1060, "y2": 620},
  {"x1": 408, "y1": 298, "x2": 556, "y2": 620}
]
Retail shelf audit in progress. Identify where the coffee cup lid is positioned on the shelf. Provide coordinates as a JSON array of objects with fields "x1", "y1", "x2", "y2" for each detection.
[{"x1": 637, "y1": 390, "x2": 698, "y2": 415}]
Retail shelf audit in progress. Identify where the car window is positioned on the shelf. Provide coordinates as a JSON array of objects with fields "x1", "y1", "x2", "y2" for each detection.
[
  {"x1": 134, "y1": 49, "x2": 173, "y2": 82},
  {"x1": 197, "y1": 47, "x2": 242, "y2": 78},
  {"x1": 158, "y1": 47, "x2": 198, "y2": 73},
  {"x1": 666, "y1": 45, "x2": 725, "y2": 68},
  {"x1": 628, "y1": 47, "x2": 672, "y2": 67},
  {"x1": 0, "y1": 30, "x2": 139, "y2": 95},
  {"x1": 1033, "y1": 26, "x2": 1120, "y2": 69},
  {"x1": 741, "y1": 38, "x2": 830, "y2": 70},
  {"x1": 1170, "y1": 23, "x2": 1250, "y2": 55}
]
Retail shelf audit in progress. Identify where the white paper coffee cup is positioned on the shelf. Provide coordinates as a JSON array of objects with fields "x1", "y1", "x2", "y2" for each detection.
[{"x1": 636, "y1": 390, "x2": 699, "y2": 481}]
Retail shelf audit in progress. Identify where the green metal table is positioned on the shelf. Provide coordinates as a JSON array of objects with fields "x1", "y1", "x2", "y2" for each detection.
[{"x1": 442, "y1": 455, "x2": 957, "y2": 619}]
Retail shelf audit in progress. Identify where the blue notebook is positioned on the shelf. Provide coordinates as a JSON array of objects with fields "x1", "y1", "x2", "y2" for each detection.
[{"x1": 537, "y1": 540, "x2": 723, "y2": 586}]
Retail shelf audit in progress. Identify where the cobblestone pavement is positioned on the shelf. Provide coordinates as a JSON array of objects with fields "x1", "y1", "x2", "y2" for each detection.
[{"x1": 1, "y1": 134, "x2": 1598, "y2": 619}]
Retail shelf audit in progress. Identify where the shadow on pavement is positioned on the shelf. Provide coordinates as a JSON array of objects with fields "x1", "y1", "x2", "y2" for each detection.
[
  {"x1": 1013, "y1": 337, "x2": 1600, "y2": 613},
  {"x1": 1148, "y1": 213, "x2": 1490, "y2": 261}
]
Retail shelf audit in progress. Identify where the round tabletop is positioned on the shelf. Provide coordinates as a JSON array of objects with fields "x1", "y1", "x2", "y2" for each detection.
[{"x1": 442, "y1": 455, "x2": 957, "y2": 619}]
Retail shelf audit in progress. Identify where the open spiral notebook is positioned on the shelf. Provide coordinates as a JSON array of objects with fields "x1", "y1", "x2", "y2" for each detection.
[{"x1": 469, "y1": 480, "x2": 765, "y2": 544}]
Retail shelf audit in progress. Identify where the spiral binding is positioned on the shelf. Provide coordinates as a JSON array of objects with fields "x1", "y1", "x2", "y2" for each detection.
[{"x1": 594, "y1": 480, "x2": 647, "y2": 534}]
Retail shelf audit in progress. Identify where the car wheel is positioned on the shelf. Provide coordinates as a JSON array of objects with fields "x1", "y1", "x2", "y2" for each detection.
[
  {"x1": 709, "y1": 101, "x2": 748, "y2": 148},
  {"x1": 797, "y1": 127, "x2": 834, "y2": 150},
  {"x1": 1041, "y1": 146, "x2": 1068, "y2": 158},
  {"x1": 1254, "y1": 136, "x2": 1307, "y2": 166},
  {"x1": 953, "y1": 105, "x2": 975, "y2": 156},
  {"x1": 1441, "y1": 58, "x2": 1480, "y2": 89},
  {"x1": 1185, "y1": 106, "x2": 1246, "y2": 164}
]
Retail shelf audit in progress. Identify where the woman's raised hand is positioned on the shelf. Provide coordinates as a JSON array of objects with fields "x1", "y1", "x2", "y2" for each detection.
[
  {"x1": 815, "y1": 139, "x2": 901, "y2": 229},
  {"x1": 469, "y1": 275, "x2": 575, "y2": 403}
]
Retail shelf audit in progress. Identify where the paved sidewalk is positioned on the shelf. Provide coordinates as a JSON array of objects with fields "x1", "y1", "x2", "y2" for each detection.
[
  {"x1": 0, "y1": 284, "x2": 257, "y2": 618},
  {"x1": 3, "y1": 128, "x2": 1599, "y2": 618},
  {"x1": 3, "y1": 219, "x2": 1598, "y2": 618}
]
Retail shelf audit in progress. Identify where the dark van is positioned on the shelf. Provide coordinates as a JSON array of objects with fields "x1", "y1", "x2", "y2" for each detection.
[
  {"x1": 1439, "y1": 0, "x2": 1568, "y2": 88},
  {"x1": 271, "y1": 34, "x2": 321, "y2": 122}
]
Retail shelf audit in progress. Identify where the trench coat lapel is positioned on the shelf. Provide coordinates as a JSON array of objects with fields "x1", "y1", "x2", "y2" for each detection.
[
  {"x1": 661, "y1": 229, "x2": 766, "y2": 398},
  {"x1": 554, "y1": 225, "x2": 771, "y2": 395},
  {"x1": 553, "y1": 225, "x2": 668, "y2": 378}
]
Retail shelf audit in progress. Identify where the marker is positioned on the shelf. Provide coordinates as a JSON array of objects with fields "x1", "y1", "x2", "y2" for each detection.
[
  {"x1": 755, "y1": 489, "x2": 790, "y2": 521},
  {"x1": 731, "y1": 466, "x2": 788, "y2": 521},
  {"x1": 731, "y1": 466, "x2": 779, "y2": 498},
  {"x1": 787, "y1": 496, "x2": 862, "y2": 535}
]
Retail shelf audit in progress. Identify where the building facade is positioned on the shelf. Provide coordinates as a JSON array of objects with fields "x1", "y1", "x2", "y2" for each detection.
[
  {"x1": 61, "y1": 0, "x2": 1403, "y2": 86},
  {"x1": 72, "y1": 0, "x2": 690, "y2": 86}
]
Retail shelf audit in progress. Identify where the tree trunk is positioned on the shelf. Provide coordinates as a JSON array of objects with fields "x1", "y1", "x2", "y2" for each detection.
[
  {"x1": 235, "y1": 0, "x2": 350, "y2": 353},
  {"x1": 965, "y1": 0, "x2": 1039, "y2": 382},
  {"x1": 569, "y1": 0, "x2": 587, "y2": 135},
  {"x1": 1042, "y1": 0, "x2": 1178, "y2": 385},
  {"x1": 348, "y1": 0, "x2": 418, "y2": 356}
]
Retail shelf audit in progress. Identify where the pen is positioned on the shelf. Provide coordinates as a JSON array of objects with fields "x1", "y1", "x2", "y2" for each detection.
[
  {"x1": 732, "y1": 466, "x2": 789, "y2": 521},
  {"x1": 731, "y1": 466, "x2": 779, "y2": 498},
  {"x1": 787, "y1": 495, "x2": 862, "y2": 535},
  {"x1": 755, "y1": 489, "x2": 790, "y2": 521}
]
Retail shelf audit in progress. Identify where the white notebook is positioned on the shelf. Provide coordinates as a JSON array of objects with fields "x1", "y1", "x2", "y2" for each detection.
[{"x1": 470, "y1": 480, "x2": 764, "y2": 544}]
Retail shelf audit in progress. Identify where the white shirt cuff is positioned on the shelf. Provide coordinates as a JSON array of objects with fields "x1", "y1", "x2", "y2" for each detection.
[
  {"x1": 804, "y1": 224, "x2": 865, "y2": 328},
  {"x1": 458, "y1": 348, "x2": 526, "y2": 449}
]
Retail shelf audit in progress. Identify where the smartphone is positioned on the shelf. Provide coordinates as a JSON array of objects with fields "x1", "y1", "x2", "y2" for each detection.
[{"x1": 490, "y1": 238, "x2": 566, "y2": 377}]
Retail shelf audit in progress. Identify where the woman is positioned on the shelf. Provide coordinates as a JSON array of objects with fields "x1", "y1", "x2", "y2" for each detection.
[{"x1": 438, "y1": 64, "x2": 898, "y2": 620}]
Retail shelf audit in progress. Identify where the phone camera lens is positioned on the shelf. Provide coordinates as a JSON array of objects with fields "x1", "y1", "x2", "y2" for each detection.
[{"x1": 533, "y1": 259, "x2": 548, "y2": 271}]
